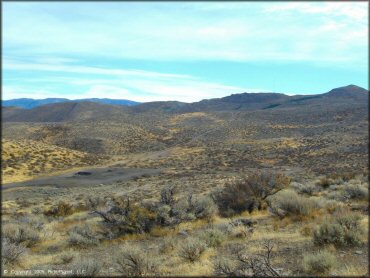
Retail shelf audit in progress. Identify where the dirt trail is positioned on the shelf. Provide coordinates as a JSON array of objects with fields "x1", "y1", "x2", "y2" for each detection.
[{"x1": 2, "y1": 166, "x2": 162, "y2": 190}]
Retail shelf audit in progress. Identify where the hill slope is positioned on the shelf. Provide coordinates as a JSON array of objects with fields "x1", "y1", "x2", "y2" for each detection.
[
  {"x1": 3, "y1": 85, "x2": 368, "y2": 121},
  {"x1": 132, "y1": 84, "x2": 369, "y2": 113},
  {"x1": 2, "y1": 101, "x2": 132, "y2": 122}
]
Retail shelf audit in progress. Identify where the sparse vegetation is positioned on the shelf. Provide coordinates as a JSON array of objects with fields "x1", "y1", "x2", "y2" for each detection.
[
  {"x1": 1, "y1": 139, "x2": 104, "y2": 183},
  {"x1": 159, "y1": 236, "x2": 177, "y2": 254},
  {"x1": 68, "y1": 224, "x2": 100, "y2": 248},
  {"x1": 214, "y1": 257, "x2": 237, "y2": 276},
  {"x1": 115, "y1": 246, "x2": 158, "y2": 276},
  {"x1": 57, "y1": 251, "x2": 75, "y2": 265},
  {"x1": 1, "y1": 86, "x2": 368, "y2": 276},
  {"x1": 291, "y1": 182, "x2": 316, "y2": 195},
  {"x1": 71, "y1": 257, "x2": 102, "y2": 277},
  {"x1": 201, "y1": 228, "x2": 226, "y2": 248},
  {"x1": 316, "y1": 177, "x2": 334, "y2": 189},
  {"x1": 90, "y1": 196, "x2": 157, "y2": 238},
  {"x1": 302, "y1": 250, "x2": 337, "y2": 275},
  {"x1": 2, "y1": 238, "x2": 26, "y2": 266},
  {"x1": 187, "y1": 194, "x2": 218, "y2": 220},
  {"x1": 268, "y1": 190, "x2": 318, "y2": 220},
  {"x1": 179, "y1": 237, "x2": 207, "y2": 262},
  {"x1": 214, "y1": 240, "x2": 281, "y2": 276},
  {"x1": 313, "y1": 212, "x2": 364, "y2": 247},
  {"x1": 213, "y1": 171, "x2": 291, "y2": 216},
  {"x1": 3, "y1": 223, "x2": 40, "y2": 247},
  {"x1": 344, "y1": 183, "x2": 368, "y2": 200},
  {"x1": 43, "y1": 201, "x2": 74, "y2": 217}
]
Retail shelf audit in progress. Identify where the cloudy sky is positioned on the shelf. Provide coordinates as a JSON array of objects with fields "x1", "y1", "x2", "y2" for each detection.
[{"x1": 3, "y1": 2, "x2": 368, "y2": 102}]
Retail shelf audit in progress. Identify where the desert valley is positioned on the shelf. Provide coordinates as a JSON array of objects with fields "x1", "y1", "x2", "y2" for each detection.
[{"x1": 1, "y1": 84, "x2": 368, "y2": 276}]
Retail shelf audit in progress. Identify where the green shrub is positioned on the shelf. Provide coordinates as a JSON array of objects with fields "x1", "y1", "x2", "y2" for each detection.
[
  {"x1": 213, "y1": 257, "x2": 236, "y2": 276},
  {"x1": 344, "y1": 184, "x2": 368, "y2": 200},
  {"x1": 335, "y1": 213, "x2": 362, "y2": 230},
  {"x1": 229, "y1": 225, "x2": 251, "y2": 238},
  {"x1": 335, "y1": 214, "x2": 363, "y2": 246},
  {"x1": 160, "y1": 185, "x2": 177, "y2": 206},
  {"x1": 68, "y1": 225, "x2": 99, "y2": 248},
  {"x1": 201, "y1": 228, "x2": 226, "y2": 248},
  {"x1": 91, "y1": 197, "x2": 158, "y2": 238},
  {"x1": 156, "y1": 205, "x2": 173, "y2": 226},
  {"x1": 159, "y1": 194, "x2": 218, "y2": 225},
  {"x1": 268, "y1": 190, "x2": 318, "y2": 219},
  {"x1": 190, "y1": 196, "x2": 218, "y2": 220},
  {"x1": 159, "y1": 237, "x2": 177, "y2": 254},
  {"x1": 121, "y1": 206, "x2": 157, "y2": 234},
  {"x1": 25, "y1": 215, "x2": 45, "y2": 231},
  {"x1": 115, "y1": 245, "x2": 158, "y2": 276},
  {"x1": 3, "y1": 223, "x2": 40, "y2": 247},
  {"x1": 2, "y1": 238, "x2": 26, "y2": 266},
  {"x1": 313, "y1": 222, "x2": 345, "y2": 246},
  {"x1": 313, "y1": 213, "x2": 364, "y2": 247},
  {"x1": 171, "y1": 199, "x2": 196, "y2": 222},
  {"x1": 303, "y1": 250, "x2": 336, "y2": 275},
  {"x1": 179, "y1": 237, "x2": 207, "y2": 262},
  {"x1": 292, "y1": 182, "x2": 316, "y2": 195},
  {"x1": 43, "y1": 201, "x2": 74, "y2": 217}
]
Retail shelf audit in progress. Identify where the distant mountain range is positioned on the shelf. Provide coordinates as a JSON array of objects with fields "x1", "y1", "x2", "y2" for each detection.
[
  {"x1": 2, "y1": 85, "x2": 368, "y2": 122},
  {"x1": 130, "y1": 84, "x2": 368, "y2": 113},
  {"x1": 2, "y1": 98, "x2": 140, "y2": 109}
]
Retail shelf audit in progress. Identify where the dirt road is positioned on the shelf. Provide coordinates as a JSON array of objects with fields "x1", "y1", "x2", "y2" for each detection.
[{"x1": 2, "y1": 166, "x2": 162, "y2": 190}]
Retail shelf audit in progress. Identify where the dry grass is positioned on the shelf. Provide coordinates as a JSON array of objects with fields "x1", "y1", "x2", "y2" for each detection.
[
  {"x1": 2, "y1": 139, "x2": 103, "y2": 184},
  {"x1": 1, "y1": 111, "x2": 368, "y2": 276}
]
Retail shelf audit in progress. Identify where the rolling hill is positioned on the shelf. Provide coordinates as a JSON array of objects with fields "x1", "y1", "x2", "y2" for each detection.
[
  {"x1": 2, "y1": 101, "x2": 131, "y2": 122},
  {"x1": 3, "y1": 85, "x2": 368, "y2": 122},
  {"x1": 2, "y1": 84, "x2": 368, "y2": 276}
]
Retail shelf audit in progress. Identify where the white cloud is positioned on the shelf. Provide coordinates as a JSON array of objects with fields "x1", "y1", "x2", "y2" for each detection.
[
  {"x1": 80, "y1": 82, "x2": 265, "y2": 103},
  {"x1": 118, "y1": 80, "x2": 262, "y2": 103},
  {"x1": 264, "y1": 2, "x2": 367, "y2": 22},
  {"x1": 4, "y1": 59, "x2": 193, "y2": 79},
  {"x1": 3, "y1": 2, "x2": 367, "y2": 101},
  {"x1": 3, "y1": 59, "x2": 266, "y2": 102},
  {"x1": 3, "y1": 81, "x2": 265, "y2": 103},
  {"x1": 3, "y1": 2, "x2": 368, "y2": 64}
]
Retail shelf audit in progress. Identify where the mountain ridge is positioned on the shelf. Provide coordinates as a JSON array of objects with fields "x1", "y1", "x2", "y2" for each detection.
[
  {"x1": 2, "y1": 85, "x2": 368, "y2": 122},
  {"x1": 2, "y1": 97, "x2": 140, "y2": 109},
  {"x1": 3, "y1": 85, "x2": 367, "y2": 110},
  {"x1": 2, "y1": 101, "x2": 130, "y2": 122}
]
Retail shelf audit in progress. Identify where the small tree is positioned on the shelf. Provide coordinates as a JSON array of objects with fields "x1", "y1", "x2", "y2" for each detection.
[
  {"x1": 214, "y1": 171, "x2": 290, "y2": 216},
  {"x1": 160, "y1": 185, "x2": 177, "y2": 207},
  {"x1": 90, "y1": 196, "x2": 157, "y2": 238}
]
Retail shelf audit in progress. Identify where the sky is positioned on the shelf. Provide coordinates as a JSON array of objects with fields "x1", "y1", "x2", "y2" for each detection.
[{"x1": 3, "y1": 2, "x2": 369, "y2": 102}]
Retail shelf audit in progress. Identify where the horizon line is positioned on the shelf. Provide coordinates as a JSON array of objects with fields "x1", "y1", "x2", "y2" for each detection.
[{"x1": 2, "y1": 84, "x2": 367, "y2": 104}]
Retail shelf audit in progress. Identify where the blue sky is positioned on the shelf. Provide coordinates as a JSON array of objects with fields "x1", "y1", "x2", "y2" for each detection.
[{"x1": 3, "y1": 2, "x2": 368, "y2": 102}]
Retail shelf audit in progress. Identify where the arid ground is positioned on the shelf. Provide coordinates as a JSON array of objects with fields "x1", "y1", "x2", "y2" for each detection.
[{"x1": 1, "y1": 85, "x2": 368, "y2": 276}]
